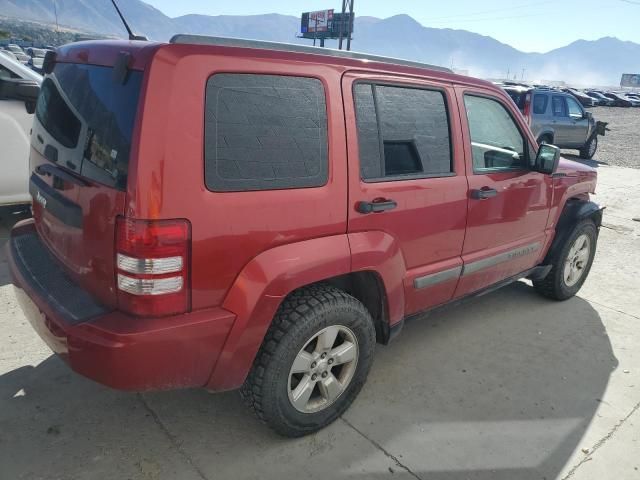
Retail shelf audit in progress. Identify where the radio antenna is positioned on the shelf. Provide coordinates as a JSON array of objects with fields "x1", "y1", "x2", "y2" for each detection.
[{"x1": 110, "y1": 0, "x2": 148, "y2": 41}]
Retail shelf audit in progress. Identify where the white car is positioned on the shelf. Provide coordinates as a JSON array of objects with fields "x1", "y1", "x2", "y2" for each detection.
[{"x1": 0, "y1": 52, "x2": 42, "y2": 206}]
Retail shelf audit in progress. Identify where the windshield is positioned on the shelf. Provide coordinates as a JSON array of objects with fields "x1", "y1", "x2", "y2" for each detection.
[{"x1": 34, "y1": 63, "x2": 142, "y2": 190}]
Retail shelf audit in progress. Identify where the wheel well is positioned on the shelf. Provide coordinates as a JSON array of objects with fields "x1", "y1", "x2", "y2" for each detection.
[
  {"x1": 543, "y1": 198, "x2": 603, "y2": 264},
  {"x1": 319, "y1": 271, "x2": 390, "y2": 344},
  {"x1": 538, "y1": 133, "x2": 554, "y2": 144}
]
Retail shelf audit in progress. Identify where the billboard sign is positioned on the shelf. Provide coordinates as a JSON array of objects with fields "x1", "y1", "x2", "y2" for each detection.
[
  {"x1": 301, "y1": 9, "x2": 334, "y2": 34},
  {"x1": 621, "y1": 74, "x2": 640, "y2": 88}
]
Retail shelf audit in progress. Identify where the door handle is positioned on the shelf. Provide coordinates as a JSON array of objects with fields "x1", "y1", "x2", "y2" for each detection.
[
  {"x1": 471, "y1": 188, "x2": 498, "y2": 200},
  {"x1": 356, "y1": 199, "x2": 397, "y2": 214}
]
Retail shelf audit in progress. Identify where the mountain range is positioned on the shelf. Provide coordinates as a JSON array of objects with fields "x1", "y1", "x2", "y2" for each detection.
[{"x1": 1, "y1": 0, "x2": 638, "y2": 86}]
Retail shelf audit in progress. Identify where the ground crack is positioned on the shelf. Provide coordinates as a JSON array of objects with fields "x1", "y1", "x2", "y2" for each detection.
[
  {"x1": 138, "y1": 393, "x2": 210, "y2": 480},
  {"x1": 560, "y1": 400, "x2": 640, "y2": 479},
  {"x1": 341, "y1": 416, "x2": 422, "y2": 479},
  {"x1": 583, "y1": 297, "x2": 640, "y2": 320}
]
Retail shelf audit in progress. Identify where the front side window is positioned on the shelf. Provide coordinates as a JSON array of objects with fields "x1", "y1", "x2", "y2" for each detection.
[
  {"x1": 552, "y1": 96, "x2": 567, "y2": 117},
  {"x1": 566, "y1": 97, "x2": 584, "y2": 118},
  {"x1": 204, "y1": 74, "x2": 328, "y2": 192},
  {"x1": 354, "y1": 83, "x2": 452, "y2": 181},
  {"x1": 533, "y1": 94, "x2": 548, "y2": 114},
  {"x1": 464, "y1": 95, "x2": 526, "y2": 171}
]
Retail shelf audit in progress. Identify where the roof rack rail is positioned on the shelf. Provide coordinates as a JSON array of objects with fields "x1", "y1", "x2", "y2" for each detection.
[{"x1": 169, "y1": 34, "x2": 453, "y2": 74}]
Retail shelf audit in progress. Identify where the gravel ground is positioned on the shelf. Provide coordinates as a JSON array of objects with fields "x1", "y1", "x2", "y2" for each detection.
[{"x1": 563, "y1": 106, "x2": 640, "y2": 169}]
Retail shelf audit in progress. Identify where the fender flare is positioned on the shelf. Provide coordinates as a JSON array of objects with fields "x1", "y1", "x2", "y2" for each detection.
[
  {"x1": 537, "y1": 130, "x2": 555, "y2": 144},
  {"x1": 543, "y1": 199, "x2": 604, "y2": 265},
  {"x1": 205, "y1": 231, "x2": 406, "y2": 391}
]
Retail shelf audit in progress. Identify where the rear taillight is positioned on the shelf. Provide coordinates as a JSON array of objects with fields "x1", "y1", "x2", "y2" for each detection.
[
  {"x1": 115, "y1": 217, "x2": 191, "y2": 317},
  {"x1": 523, "y1": 92, "x2": 532, "y2": 125}
]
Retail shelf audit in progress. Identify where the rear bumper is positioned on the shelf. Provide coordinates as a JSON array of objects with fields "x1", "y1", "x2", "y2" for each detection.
[{"x1": 7, "y1": 220, "x2": 236, "y2": 391}]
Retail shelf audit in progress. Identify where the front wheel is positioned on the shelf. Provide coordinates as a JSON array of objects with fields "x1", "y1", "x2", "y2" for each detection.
[
  {"x1": 534, "y1": 220, "x2": 597, "y2": 300},
  {"x1": 240, "y1": 285, "x2": 376, "y2": 437},
  {"x1": 579, "y1": 135, "x2": 598, "y2": 159}
]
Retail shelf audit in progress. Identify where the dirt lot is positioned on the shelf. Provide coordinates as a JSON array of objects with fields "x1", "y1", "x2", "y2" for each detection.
[{"x1": 563, "y1": 106, "x2": 640, "y2": 169}]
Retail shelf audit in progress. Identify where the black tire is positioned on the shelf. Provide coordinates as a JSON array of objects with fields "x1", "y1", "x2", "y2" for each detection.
[
  {"x1": 579, "y1": 135, "x2": 598, "y2": 159},
  {"x1": 534, "y1": 219, "x2": 597, "y2": 300},
  {"x1": 240, "y1": 284, "x2": 376, "y2": 437},
  {"x1": 538, "y1": 134, "x2": 553, "y2": 146}
]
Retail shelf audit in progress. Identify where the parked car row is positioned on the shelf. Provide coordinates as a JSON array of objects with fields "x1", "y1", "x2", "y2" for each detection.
[{"x1": 0, "y1": 43, "x2": 51, "y2": 74}]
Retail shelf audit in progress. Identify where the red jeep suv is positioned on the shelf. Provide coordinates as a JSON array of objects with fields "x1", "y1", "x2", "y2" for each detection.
[{"x1": 7, "y1": 35, "x2": 602, "y2": 437}]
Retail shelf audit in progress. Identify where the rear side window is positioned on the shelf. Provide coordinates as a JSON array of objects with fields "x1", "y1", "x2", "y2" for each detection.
[
  {"x1": 35, "y1": 63, "x2": 143, "y2": 190},
  {"x1": 204, "y1": 74, "x2": 328, "y2": 192},
  {"x1": 533, "y1": 94, "x2": 548, "y2": 114},
  {"x1": 552, "y1": 96, "x2": 567, "y2": 117},
  {"x1": 354, "y1": 83, "x2": 452, "y2": 181}
]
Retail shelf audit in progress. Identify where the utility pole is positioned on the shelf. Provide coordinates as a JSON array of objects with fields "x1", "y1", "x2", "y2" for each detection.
[
  {"x1": 346, "y1": 0, "x2": 354, "y2": 51},
  {"x1": 337, "y1": 0, "x2": 346, "y2": 50}
]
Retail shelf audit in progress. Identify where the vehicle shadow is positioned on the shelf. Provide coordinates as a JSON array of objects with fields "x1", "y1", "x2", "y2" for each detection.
[
  {"x1": 0, "y1": 205, "x2": 31, "y2": 287},
  {"x1": 0, "y1": 282, "x2": 616, "y2": 480}
]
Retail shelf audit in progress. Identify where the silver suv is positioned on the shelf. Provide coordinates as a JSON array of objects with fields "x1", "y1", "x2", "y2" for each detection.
[{"x1": 504, "y1": 86, "x2": 600, "y2": 159}]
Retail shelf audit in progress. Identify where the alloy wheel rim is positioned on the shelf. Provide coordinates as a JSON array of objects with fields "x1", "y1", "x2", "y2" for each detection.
[
  {"x1": 563, "y1": 234, "x2": 591, "y2": 287},
  {"x1": 287, "y1": 325, "x2": 359, "y2": 414}
]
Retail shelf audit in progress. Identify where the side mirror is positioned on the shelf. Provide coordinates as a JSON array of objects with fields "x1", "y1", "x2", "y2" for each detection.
[
  {"x1": 0, "y1": 77, "x2": 40, "y2": 113},
  {"x1": 584, "y1": 111, "x2": 592, "y2": 120},
  {"x1": 535, "y1": 143, "x2": 561, "y2": 174}
]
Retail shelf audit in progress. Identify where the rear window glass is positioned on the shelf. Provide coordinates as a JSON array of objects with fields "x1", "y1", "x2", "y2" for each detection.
[
  {"x1": 204, "y1": 73, "x2": 328, "y2": 192},
  {"x1": 354, "y1": 83, "x2": 452, "y2": 180},
  {"x1": 504, "y1": 89, "x2": 526, "y2": 111},
  {"x1": 34, "y1": 63, "x2": 143, "y2": 190},
  {"x1": 533, "y1": 94, "x2": 548, "y2": 114}
]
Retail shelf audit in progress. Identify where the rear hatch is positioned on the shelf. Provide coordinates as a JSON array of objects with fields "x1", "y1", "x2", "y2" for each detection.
[{"x1": 29, "y1": 52, "x2": 144, "y2": 308}]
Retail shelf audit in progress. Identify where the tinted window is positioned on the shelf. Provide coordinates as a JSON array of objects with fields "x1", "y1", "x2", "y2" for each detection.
[
  {"x1": 204, "y1": 74, "x2": 328, "y2": 192},
  {"x1": 566, "y1": 97, "x2": 583, "y2": 118},
  {"x1": 35, "y1": 64, "x2": 142, "y2": 190},
  {"x1": 505, "y1": 89, "x2": 526, "y2": 111},
  {"x1": 552, "y1": 96, "x2": 567, "y2": 117},
  {"x1": 464, "y1": 95, "x2": 526, "y2": 171},
  {"x1": 354, "y1": 83, "x2": 452, "y2": 180},
  {"x1": 36, "y1": 78, "x2": 81, "y2": 148},
  {"x1": 533, "y1": 94, "x2": 548, "y2": 114}
]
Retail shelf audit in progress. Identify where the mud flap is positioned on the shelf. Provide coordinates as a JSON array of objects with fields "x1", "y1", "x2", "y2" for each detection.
[{"x1": 596, "y1": 121, "x2": 609, "y2": 137}]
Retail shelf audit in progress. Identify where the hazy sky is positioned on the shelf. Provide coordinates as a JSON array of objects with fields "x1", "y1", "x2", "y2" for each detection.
[{"x1": 141, "y1": 0, "x2": 640, "y2": 53}]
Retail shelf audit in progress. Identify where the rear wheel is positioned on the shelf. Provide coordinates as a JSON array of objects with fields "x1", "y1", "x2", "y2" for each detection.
[
  {"x1": 534, "y1": 219, "x2": 597, "y2": 300},
  {"x1": 240, "y1": 284, "x2": 376, "y2": 437},
  {"x1": 579, "y1": 135, "x2": 598, "y2": 159}
]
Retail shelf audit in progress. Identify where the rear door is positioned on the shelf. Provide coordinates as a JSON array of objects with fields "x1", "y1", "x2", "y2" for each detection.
[
  {"x1": 454, "y1": 86, "x2": 553, "y2": 298},
  {"x1": 29, "y1": 61, "x2": 143, "y2": 308},
  {"x1": 343, "y1": 72, "x2": 468, "y2": 316}
]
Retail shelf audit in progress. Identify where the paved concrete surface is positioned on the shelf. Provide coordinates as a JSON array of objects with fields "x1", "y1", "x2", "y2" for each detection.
[{"x1": 1, "y1": 164, "x2": 639, "y2": 480}]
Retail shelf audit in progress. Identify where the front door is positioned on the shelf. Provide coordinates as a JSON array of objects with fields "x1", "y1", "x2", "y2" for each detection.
[
  {"x1": 454, "y1": 87, "x2": 554, "y2": 298},
  {"x1": 551, "y1": 95, "x2": 572, "y2": 146},
  {"x1": 565, "y1": 96, "x2": 589, "y2": 146},
  {"x1": 343, "y1": 72, "x2": 468, "y2": 316}
]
